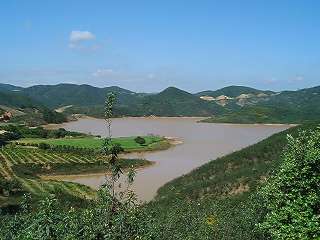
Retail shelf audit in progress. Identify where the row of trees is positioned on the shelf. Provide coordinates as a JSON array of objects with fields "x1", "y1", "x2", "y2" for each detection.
[
  {"x1": 0, "y1": 125, "x2": 84, "y2": 139},
  {"x1": 38, "y1": 142, "x2": 97, "y2": 155}
]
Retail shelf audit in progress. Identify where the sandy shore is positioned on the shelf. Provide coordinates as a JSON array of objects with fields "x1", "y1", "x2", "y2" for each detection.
[
  {"x1": 165, "y1": 136, "x2": 184, "y2": 145},
  {"x1": 39, "y1": 163, "x2": 155, "y2": 181}
]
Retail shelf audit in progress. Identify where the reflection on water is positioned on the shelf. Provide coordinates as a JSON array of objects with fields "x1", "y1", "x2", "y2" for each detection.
[{"x1": 52, "y1": 117, "x2": 291, "y2": 202}]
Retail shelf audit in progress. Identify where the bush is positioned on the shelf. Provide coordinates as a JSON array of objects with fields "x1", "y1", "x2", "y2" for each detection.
[
  {"x1": 258, "y1": 128, "x2": 320, "y2": 239},
  {"x1": 38, "y1": 142, "x2": 50, "y2": 150},
  {"x1": 134, "y1": 136, "x2": 146, "y2": 145},
  {"x1": 0, "y1": 190, "x2": 153, "y2": 240},
  {"x1": 0, "y1": 178, "x2": 23, "y2": 196}
]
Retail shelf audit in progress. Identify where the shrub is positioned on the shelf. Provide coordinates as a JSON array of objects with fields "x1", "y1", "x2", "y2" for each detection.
[
  {"x1": 134, "y1": 136, "x2": 146, "y2": 145},
  {"x1": 38, "y1": 142, "x2": 50, "y2": 150},
  {"x1": 258, "y1": 127, "x2": 320, "y2": 239}
]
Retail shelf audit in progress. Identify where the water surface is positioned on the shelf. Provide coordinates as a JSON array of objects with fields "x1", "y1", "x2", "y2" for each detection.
[{"x1": 53, "y1": 117, "x2": 290, "y2": 201}]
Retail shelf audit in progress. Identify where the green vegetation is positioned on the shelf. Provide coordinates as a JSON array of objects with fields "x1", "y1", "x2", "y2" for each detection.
[
  {"x1": 145, "y1": 123, "x2": 320, "y2": 239},
  {"x1": 0, "y1": 91, "x2": 155, "y2": 240},
  {"x1": 202, "y1": 105, "x2": 320, "y2": 124},
  {"x1": 203, "y1": 86, "x2": 320, "y2": 124},
  {"x1": 2, "y1": 121, "x2": 318, "y2": 239},
  {"x1": 0, "y1": 146, "x2": 151, "y2": 207},
  {"x1": 0, "y1": 90, "x2": 319, "y2": 239},
  {"x1": 0, "y1": 191, "x2": 151, "y2": 240},
  {"x1": 15, "y1": 135, "x2": 170, "y2": 152},
  {"x1": 0, "y1": 124, "x2": 85, "y2": 139},
  {"x1": 258, "y1": 128, "x2": 320, "y2": 239},
  {"x1": 134, "y1": 136, "x2": 146, "y2": 145},
  {"x1": 2, "y1": 83, "x2": 320, "y2": 123},
  {"x1": 0, "y1": 90, "x2": 66, "y2": 126},
  {"x1": 196, "y1": 85, "x2": 274, "y2": 98}
]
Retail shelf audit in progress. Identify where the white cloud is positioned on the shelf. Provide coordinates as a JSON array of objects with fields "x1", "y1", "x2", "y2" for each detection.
[
  {"x1": 70, "y1": 31, "x2": 95, "y2": 42},
  {"x1": 68, "y1": 30, "x2": 100, "y2": 51}
]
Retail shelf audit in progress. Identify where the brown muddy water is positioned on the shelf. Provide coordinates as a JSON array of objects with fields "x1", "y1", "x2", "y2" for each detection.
[{"x1": 48, "y1": 117, "x2": 291, "y2": 202}]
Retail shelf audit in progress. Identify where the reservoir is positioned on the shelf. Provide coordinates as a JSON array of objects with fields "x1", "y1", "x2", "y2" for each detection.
[{"x1": 51, "y1": 117, "x2": 291, "y2": 202}]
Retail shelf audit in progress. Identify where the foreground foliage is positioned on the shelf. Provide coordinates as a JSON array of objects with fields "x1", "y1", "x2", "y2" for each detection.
[
  {"x1": 0, "y1": 189, "x2": 152, "y2": 240},
  {"x1": 258, "y1": 128, "x2": 320, "y2": 239}
]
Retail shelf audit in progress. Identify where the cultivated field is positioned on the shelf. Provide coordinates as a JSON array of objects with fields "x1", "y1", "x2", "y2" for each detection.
[
  {"x1": 0, "y1": 146, "x2": 150, "y2": 207},
  {"x1": 16, "y1": 135, "x2": 169, "y2": 152}
]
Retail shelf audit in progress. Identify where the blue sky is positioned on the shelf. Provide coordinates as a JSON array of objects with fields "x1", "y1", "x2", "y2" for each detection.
[{"x1": 0, "y1": 0, "x2": 319, "y2": 92}]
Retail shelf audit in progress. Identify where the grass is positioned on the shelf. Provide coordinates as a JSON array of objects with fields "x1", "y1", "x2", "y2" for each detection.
[{"x1": 15, "y1": 135, "x2": 170, "y2": 152}]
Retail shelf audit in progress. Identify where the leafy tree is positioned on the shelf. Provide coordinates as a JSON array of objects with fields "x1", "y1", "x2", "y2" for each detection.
[
  {"x1": 258, "y1": 128, "x2": 320, "y2": 239},
  {"x1": 38, "y1": 142, "x2": 50, "y2": 150},
  {"x1": 134, "y1": 136, "x2": 146, "y2": 145}
]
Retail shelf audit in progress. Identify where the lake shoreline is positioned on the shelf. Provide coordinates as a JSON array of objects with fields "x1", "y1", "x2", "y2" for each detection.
[
  {"x1": 43, "y1": 115, "x2": 298, "y2": 130},
  {"x1": 42, "y1": 117, "x2": 292, "y2": 201},
  {"x1": 39, "y1": 162, "x2": 156, "y2": 181}
]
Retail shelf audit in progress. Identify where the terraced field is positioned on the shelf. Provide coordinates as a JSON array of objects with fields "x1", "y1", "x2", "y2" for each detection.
[
  {"x1": 0, "y1": 147, "x2": 100, "y2": 202},
  {"x1": 0, "y1": 146, "x2": 150, "y2": 207}
]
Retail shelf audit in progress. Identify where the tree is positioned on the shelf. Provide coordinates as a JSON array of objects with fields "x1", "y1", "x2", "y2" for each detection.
[
  {"x1": 134, "y1": 136, "x2": 146, "y2": 145},
  {"x1": 38, "y1": 142, "x2": 50, "y2": 150},
  {"x1": 258, "y1": 127, "x2": 320, "y2": 239}
]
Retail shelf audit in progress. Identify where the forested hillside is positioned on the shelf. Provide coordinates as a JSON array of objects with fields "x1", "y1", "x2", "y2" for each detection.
[{"x1": 1, "y1": 83, "x2": 320, "y2": 123}]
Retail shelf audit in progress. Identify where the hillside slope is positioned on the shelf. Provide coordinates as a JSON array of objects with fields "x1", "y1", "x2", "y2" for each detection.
[
  {"x1": 0, "y1": 89, "x2": 66, "y2": 125},
  {"x1": 147, "y1": 123, "x2": 319, "y2": 239},
  {"x1": 196, "y1": 85, "x2": 274, "y2": 98},
  {"x1": 203, "y1": 86, "x2": 320, "y2": 123}
]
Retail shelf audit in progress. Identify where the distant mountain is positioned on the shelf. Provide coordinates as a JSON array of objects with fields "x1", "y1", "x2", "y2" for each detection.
[
  {"x1": 203, "y1": 86, "x2": 320, "y2": 123},
  {"x1": 0, "y1": 83, "x2": 319, "y2": 123},
  {"x1": 21, "y1": 84, "x2": 136, "y2": 108},
  {"x1": 0, "y1": 83, "x2": 23, "y2": 92},
  {"x1": 15, "y1": 84, "x2": 224, "y2": 117},
  {"x1": 0, "y1": 90, "x2": 41, "y2": 108},
  {"x1": 0, "y1": 88, "x2": 66, "y2": 126},
  {"x1": 196, "y1": 85, "x2": 274, "y2": 98},
  {"x1": 131, "y1": 87, "x2": 224, "y2": 116}
]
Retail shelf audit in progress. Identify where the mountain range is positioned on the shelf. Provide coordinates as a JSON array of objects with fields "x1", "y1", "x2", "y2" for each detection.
[{"x1": 0, "y1": 83, "x2": 319, "y2": 124}]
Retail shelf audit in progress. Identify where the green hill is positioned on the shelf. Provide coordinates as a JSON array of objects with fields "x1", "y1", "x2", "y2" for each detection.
[
  {"x1": 132, "y1": 87, "x2": 224, "y2": 116},
  {"x1": 196, "y1": 85, "x2": 274, "y2": 98},
  {"x1": 19, "y1": 84, "x2": 224, "y2": 117},
  {"x1": 1, "y1": 83, "x2": 320, "y2": 123},
  {"x1": 0, "y1": 83, "x2": 23, "y2": 92},
  {"x1": 203, "y1": 86, "x2": 320, "y2": 123},
  {"x1": 21, "y1": 84, "x2": 137, "y2": 108},
  {"x1": 0, "y1": 91, "x2": 40, "y2": 109},
  {"x1": 0, "y1": 90, "x2": 66, "y2": 125}
]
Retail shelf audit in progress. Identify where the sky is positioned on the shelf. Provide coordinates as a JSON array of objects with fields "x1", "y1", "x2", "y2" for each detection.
[{"x1": 0, "y1": 0, "x2": 320, "y2": 93}]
